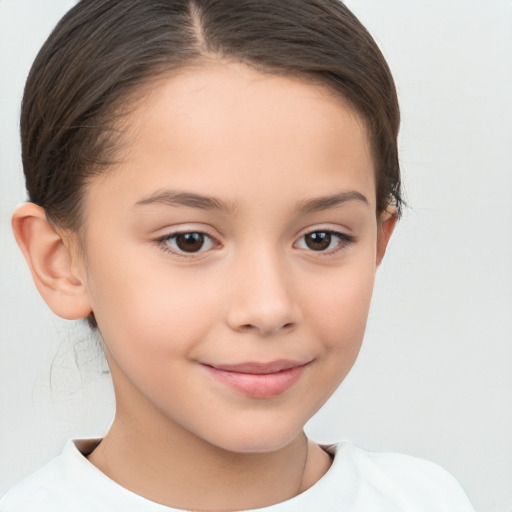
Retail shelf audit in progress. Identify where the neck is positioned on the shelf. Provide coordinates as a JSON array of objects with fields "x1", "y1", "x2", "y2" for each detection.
[
  {"x1": 89, "y1": 418, "x2": 308, "y2": 510},
  {"x1": 88, "y1": 375, "x2": 313, "y2": 510}
]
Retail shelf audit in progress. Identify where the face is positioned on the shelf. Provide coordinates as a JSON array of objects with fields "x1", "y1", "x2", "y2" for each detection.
[{"x1": 74, "y1": 62, "x2": 392, "y2": 453}]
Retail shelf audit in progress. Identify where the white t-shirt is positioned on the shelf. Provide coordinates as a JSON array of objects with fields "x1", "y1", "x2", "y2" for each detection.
[{"x1": 0, "y1": 439, "x2": 474, "y2": 511}]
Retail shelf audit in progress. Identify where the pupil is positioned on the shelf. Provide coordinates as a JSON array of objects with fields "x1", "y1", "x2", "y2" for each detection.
[
  {"x1": 305, "y1": 232, "x2": 331, "y2": 251},
  {"x1": 176, "y1": 233, "x2": 204, "y2": 252}
]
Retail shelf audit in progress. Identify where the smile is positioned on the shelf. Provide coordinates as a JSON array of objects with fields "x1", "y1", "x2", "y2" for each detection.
[{"x1": 201, "y1": 360, "x2": 310, "y2": 399}]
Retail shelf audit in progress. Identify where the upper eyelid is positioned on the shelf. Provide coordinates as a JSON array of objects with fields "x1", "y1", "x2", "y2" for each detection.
[
  {"x1": 295, "y1": 230, "x2": 355, "y2": 242},
  {"x1": 154, "y1": 226, "x2": 353, "y2": 241},
  {"x1": 154, "y1": 224, "x2": 220, "y2": 239},
  {"x1": 296, "y1": 226, "x2": 354, "y2": 239},
  {"x1": 156, "y1": 230, "x2": 220, "y2": 245}
]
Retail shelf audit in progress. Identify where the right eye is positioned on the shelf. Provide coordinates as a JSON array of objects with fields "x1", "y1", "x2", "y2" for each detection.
[{"x1": 157, "y1": 231, "x2": 217, "y2": 255}]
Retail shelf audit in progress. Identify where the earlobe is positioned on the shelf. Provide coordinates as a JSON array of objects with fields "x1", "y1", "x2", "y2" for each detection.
[
  {"x1": 376, "y1": 209, "x2": 397, "y2": 266},
  {"x1": 11, "y1": 203, "x2": 92, "y2": 320}
]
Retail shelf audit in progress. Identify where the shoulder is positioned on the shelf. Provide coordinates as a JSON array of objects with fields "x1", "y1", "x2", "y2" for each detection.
[
  {"x1": 0, "y1": 440, "x2": 106, "y2": 512},
  {"x1": 0, "y1": 440, "x2": 172, "y2": 512},
  {"x1": 1, "y1": 441, "x2": 78, "y2": 512},
  {"x1": 320, "y1": 442, "x2": 475, "y2": 511}
]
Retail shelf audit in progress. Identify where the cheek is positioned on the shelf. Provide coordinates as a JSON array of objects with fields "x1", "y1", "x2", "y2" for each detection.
[
  {"x1": 85, "y1": 252, "x2": 220, "y2": 361},
  {"x1": 304, "y1": 258, "x2": 376, "y2": 352},
  {"x1": 291, "y1": 257, "x2": 377, "y2": 415}
]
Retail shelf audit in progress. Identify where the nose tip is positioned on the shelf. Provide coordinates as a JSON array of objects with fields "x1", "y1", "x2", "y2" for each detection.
[{"x1": 225, "y1": 256, "x2": 300, "y2": 336}]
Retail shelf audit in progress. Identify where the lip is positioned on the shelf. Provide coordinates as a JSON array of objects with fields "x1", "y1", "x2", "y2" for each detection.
[{"x1": 202, "y1": 360, "x2": 310, "y2": 399}]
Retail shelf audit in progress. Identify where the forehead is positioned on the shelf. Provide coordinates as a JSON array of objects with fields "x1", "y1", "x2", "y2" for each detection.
[{"x1": 88, "y1": 62, "x2": 375, "y2": 213}]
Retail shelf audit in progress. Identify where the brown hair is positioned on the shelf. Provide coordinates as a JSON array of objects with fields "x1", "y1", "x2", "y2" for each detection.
[{"x1": 21, "y1": 0, "x2": 402, "y2": 232}]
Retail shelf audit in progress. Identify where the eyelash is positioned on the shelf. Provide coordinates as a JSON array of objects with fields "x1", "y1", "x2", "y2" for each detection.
[{"x1": 154, "y1": 229, "x2": 355, "y2": 258}]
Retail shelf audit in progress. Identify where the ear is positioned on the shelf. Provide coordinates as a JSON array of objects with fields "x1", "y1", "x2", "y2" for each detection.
[
  {"x1": 376, "y1": 209, "x2": 397, "y2": 266},
  {"x1": 11, "y1": 203, "x2": 92, "y2": 320}
]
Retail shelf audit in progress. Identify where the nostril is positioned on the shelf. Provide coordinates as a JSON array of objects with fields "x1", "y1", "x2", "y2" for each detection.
[{"x1": 237, "y1": 322, "x2": 295, "y2": 335}]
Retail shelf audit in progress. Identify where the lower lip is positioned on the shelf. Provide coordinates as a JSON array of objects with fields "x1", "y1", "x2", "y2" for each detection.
[{"x1": 203, "y1": 364, "x2": 307, "y2": 399}]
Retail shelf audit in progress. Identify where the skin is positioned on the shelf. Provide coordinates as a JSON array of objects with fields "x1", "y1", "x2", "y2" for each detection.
[{"x1": 13, "y1": 62, "x2": 395, "y2": 510}]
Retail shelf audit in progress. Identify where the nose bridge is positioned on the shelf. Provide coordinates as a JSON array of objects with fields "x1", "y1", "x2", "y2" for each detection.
[{"x1": 226, "y1": 241, "x2": 299, "y2": 335}]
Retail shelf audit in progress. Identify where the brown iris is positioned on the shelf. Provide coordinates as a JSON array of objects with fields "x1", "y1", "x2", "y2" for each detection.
[
  {"x1": 175, "y1": 233, "x2": 206, "y2": 252},
  {"x1": 304, "y1": 231, "x2": 332, "y2": 251}
]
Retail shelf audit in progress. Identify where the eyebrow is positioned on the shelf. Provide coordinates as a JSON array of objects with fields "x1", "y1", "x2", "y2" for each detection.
[
  {"x1": 295, "y1": 190, "x2": 370, "y2": 215},
  {"x1": 135, "y1": 190, "x2": 238, "y2": 213},
  {"x1": 134, "y1": 189, "x2": 369, "y2": 215}
]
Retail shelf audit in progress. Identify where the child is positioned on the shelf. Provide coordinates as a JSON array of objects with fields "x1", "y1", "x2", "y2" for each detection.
[{"x1": 1, "y1": 0, "x2": 475, "y2": 510}]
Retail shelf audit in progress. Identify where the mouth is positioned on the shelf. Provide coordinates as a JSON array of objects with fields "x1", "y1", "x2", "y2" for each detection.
[{"x1": 201, "y1": 360, "x2": 310, "y2": 399}]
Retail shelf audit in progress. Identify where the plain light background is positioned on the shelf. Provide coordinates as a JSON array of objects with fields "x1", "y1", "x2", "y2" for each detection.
[{"x1": 1, "y1": 1, "x2": 511, "y2": 511}]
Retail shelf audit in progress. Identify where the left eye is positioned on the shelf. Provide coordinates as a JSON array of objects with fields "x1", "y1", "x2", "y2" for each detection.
[
  {"x1": 161, "y1": 232, "x2": 216, "y2": 254},
  {"x1": 294, "y1": 230, "x2": 352, "y2": 252}
]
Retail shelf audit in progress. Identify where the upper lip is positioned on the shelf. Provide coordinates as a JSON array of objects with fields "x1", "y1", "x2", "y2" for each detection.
[{"x1": 203, "y1": 360, "x2": 309, "y2": 374}]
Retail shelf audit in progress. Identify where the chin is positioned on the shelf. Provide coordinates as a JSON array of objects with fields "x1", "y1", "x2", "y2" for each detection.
[{"x1": 200, "y1": 417, "x2": 306, "y2": 454}]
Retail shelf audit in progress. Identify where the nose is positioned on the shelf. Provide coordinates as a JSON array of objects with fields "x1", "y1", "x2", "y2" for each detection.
[{"x1": 225, "y1": 249, "x2": 300, "y2": 336}]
